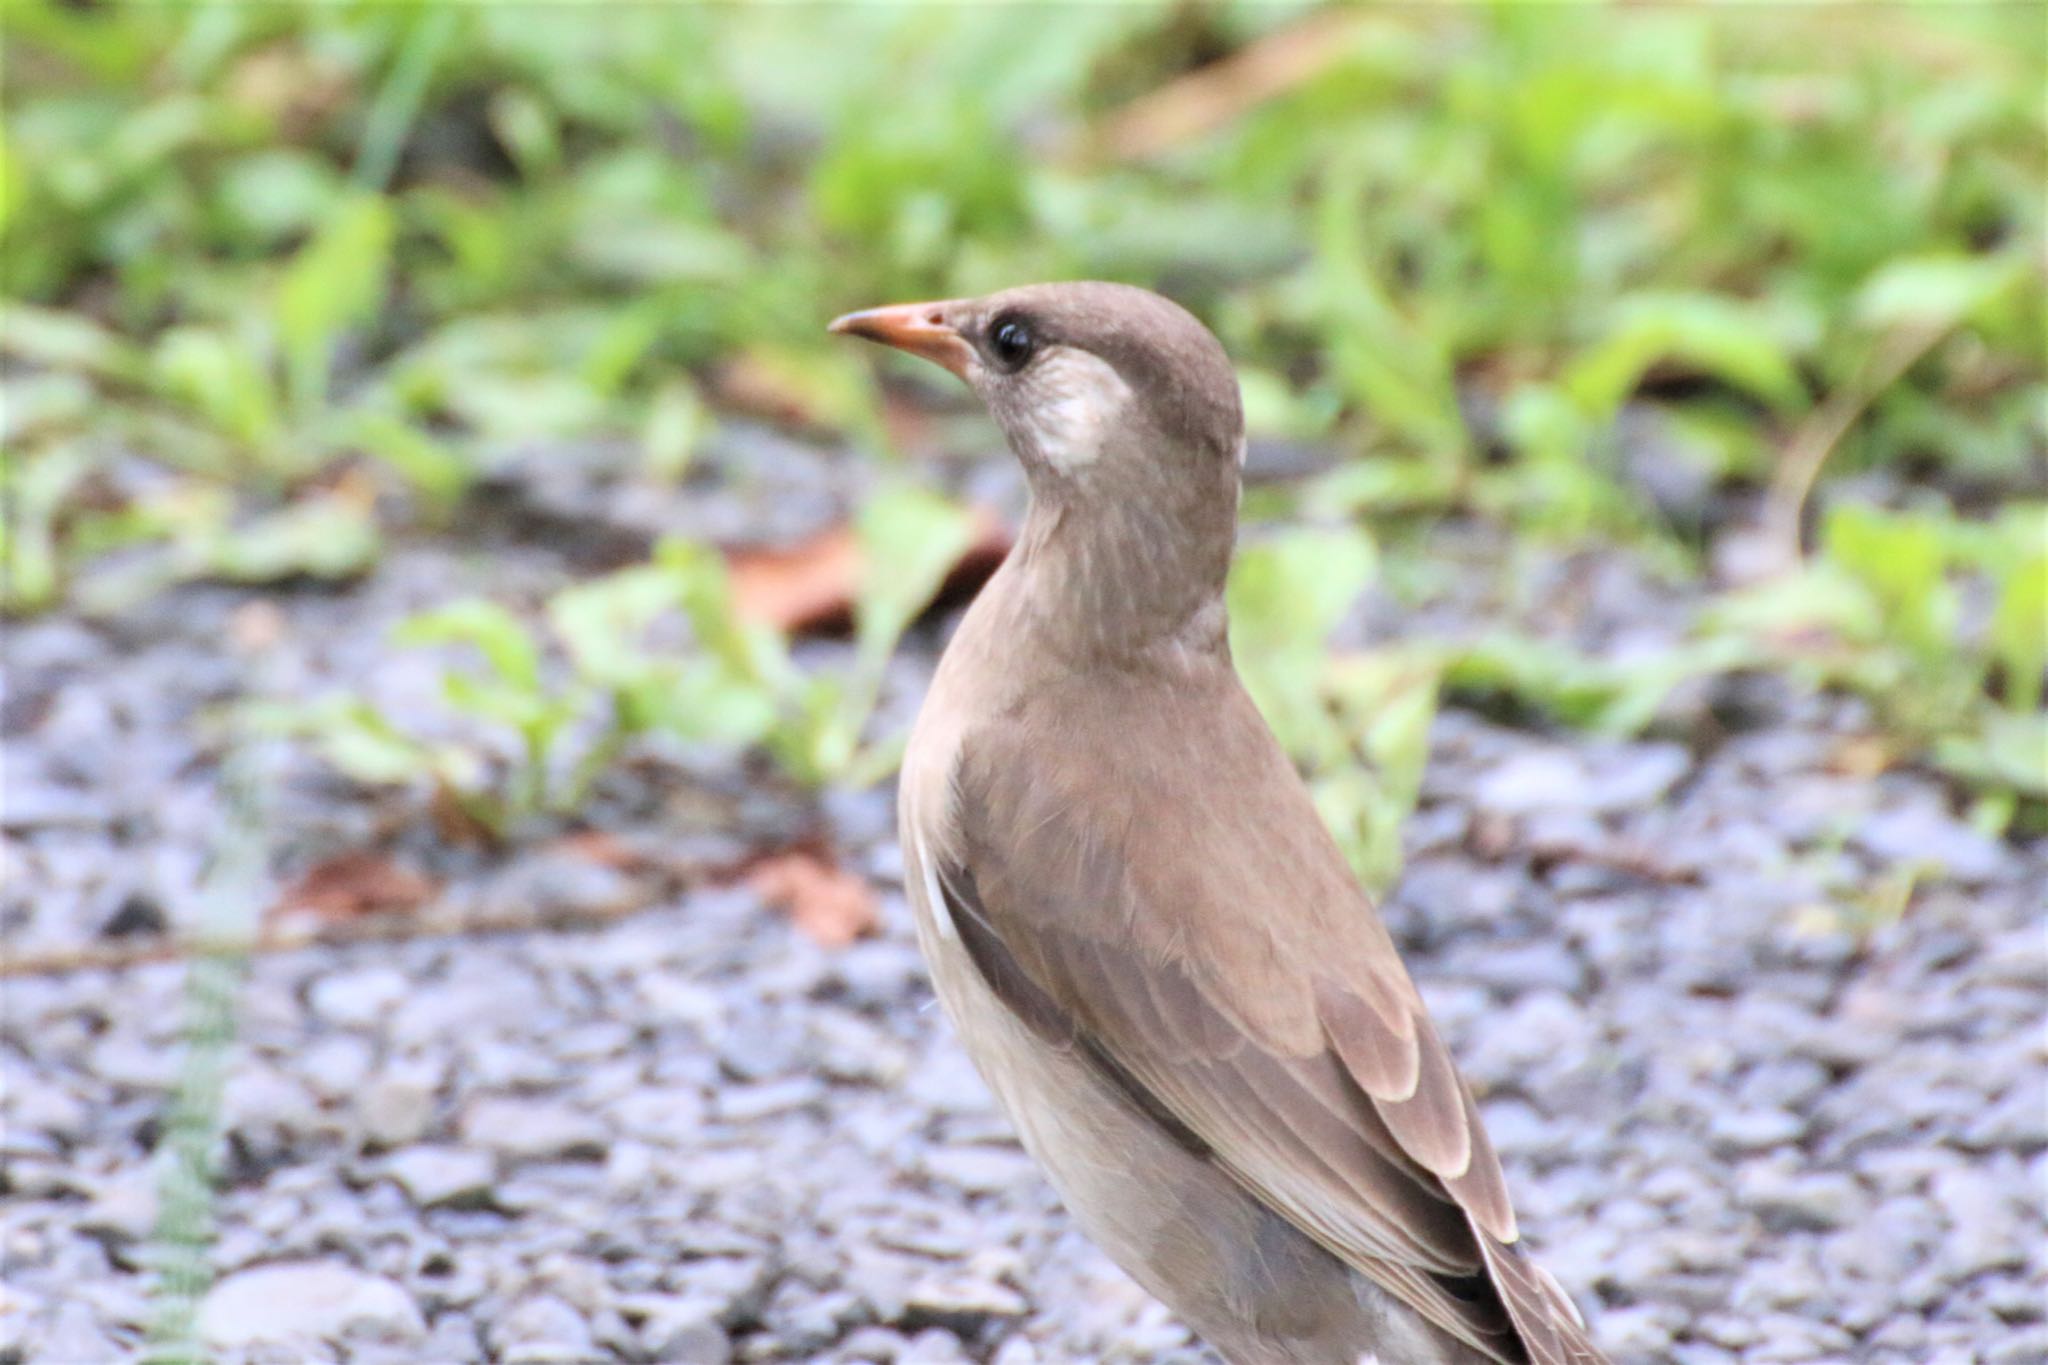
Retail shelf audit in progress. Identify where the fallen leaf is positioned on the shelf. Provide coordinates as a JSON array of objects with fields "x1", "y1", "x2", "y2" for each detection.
[
  {"x1": 728, "y1": 524, "x2": 864, "y2": 634},
  {"x1": 1086, "y1": 9, "x2": 1370, "y2": 162},
  {"x1": 546, "y1": 829, "x2": 645, "y2": 871},
  {"x1": 726, "y1": 509, "x2": 1011, "y2": 636},
  {"x1": 747, "y1": 848, "x2": 877, "y2": 948},
  {"x1": 276, "y1": 851, "x2": 436, "y2": 921},
  {"x1": 1828, "y1": 735, "x2": 1895, "y2": 779},
  {"x1": 429, "y1": 782, "x2": 497, "y2": 848},
  {"x1": 228, "y1": 599, "x2": 287, "y2": 655}
]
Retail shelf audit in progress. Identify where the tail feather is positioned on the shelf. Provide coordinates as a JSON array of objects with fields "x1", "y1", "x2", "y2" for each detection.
[{"x1": 1473, "y1": 1229, "x2": 1606, "y2": 1365}]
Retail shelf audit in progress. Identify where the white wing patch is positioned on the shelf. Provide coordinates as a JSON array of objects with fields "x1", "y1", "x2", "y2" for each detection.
[
  {"x1": 916, "y1": 831, "x2": 958, "y2": 942},
  {"x1": 1019, "y1": 348, "x2": 1134, "y2": 471}
]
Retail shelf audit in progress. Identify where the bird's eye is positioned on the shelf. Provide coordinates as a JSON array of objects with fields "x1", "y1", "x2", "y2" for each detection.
[{"x1": 988, "y1": 316, "x2": 1036, "y2": 372}]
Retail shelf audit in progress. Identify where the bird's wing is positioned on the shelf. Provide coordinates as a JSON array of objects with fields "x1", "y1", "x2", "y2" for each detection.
[{"x1": 930, "y1": 673, "x2": 1604, "y2": 1365}]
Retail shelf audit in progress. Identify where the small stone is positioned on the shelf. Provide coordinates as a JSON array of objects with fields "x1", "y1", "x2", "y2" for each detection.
[
  {"x1": 223, "y1": 1065, "x2": 322, "y2": 1150},
  {"x1": 198, "y1": 1261, "x2": 424, "y2": 1346},
  {"x1": 900, "y1": 1327, "x2": 972, "y2": 1363},
  {"x1": 902, "y1": 1269, "x2": 1029, "y2": 1333},
  {"x1": 100, "y1": 892, "x2": 168, "y2": 938},
  {"x1": 461, "y1": 1096, "x2": 609, "y2": 1161},
  {"x1": 1586, "y1": 743, "x2": 1691, "y2": 811},
  {"x1": 718, "y1": 1013, "x2": 806, "y2": 1083},
  {"x1": 300, "y1": 1034, "x2": 376, "y2": 1099},
  {"x1": 903, "y1": 1048, "x2": 995, "y2": 1115},
  {"x1": 920, "y1": 1146, "x2": 1036, "y2": 1195},
  {"x1": 485, "y1": 853, "x2": 641, "y2": 921},
  {"x1": 381, "y1": 1145, "x2": 496, "y2": 1210},
  {"x1": 27, "y1": 1298, "x2": 126, "y2": 1363},
  {"x1": 634, "y1": 1294, "x2": 732, "y2": 1363},
  {"x1": 309, "y1": 966, "x2": 410, "y2": 1029},
  {"x1": 1709, "y1": 1107, "x2": 1806, "y2": 1154},
  {"x1": 79, "y1": 1163, "x2": 159, "y2": 1244},
  {"x1": 810, "y1": 1010, "x2": 911, "y2": 1086},
  {"x1": 605, "y1": 1139, "x2": 657, "y2": 1192},
  {"x1": 91, "y1": 1034, "x2": 179, "y2": 1091},
  {"x1": 1476, "y1": 749, "x2": 1594, "y2": 816},
  {"x1": 7, "y1": 1076, "x2": 88, "y2": 1145},
  {"x1": 1854, "y1": 804, "x2": 2005, "y2": 883},
  {"x1": 490, "y1": 1293, "x2": 596, "y2": 1363},
  {"x1": 1930, "y1": 1166, "x2": 2026, "y2": 1276},
  {"x1": 358, "y1": 1075, "x2": 437, "y2": 1149},
  {"x1": 1736, "y1": 1162, "x2": 1861, "y2": 1232},
  {"x1": 991, "y1": 1337, "x2": 1041, "y2": 1365},
  {"x1": 611, "y1": 1085, "x2": 707, "y2": 1145},
  {"x1": 715, "y1": 1077, "x2": 824, "y2": 1123}
]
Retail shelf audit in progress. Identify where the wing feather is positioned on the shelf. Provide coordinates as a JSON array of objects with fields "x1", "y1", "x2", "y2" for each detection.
[{"x1": 933, "y1": 673, "x2": 1606, "y2": 1364}]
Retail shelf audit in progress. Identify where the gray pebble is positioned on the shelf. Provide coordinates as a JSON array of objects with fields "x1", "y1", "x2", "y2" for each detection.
[
  {"x1": 198, "y1": 1260, "x2": 424, "y2": 1347},
  {"x1": 489, "y1": 1293, "x2": 596, "y2": 1363},
  {"x1": 308, "y1": 966, "x2": 410, "y2": 1030},
  {"x1": 380, "y1": 1145, "x2": 496, "y2": 1210},
  {"x1": 462, "y1": 1095, "x2": 609, "y2": 1162}
]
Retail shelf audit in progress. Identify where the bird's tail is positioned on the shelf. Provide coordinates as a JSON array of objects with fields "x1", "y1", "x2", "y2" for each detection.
[{"x1": 1473, "y1": 1230, "x2": 1608, "y2": 1365}]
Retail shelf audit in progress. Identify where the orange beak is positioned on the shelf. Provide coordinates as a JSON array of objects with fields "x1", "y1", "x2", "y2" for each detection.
[{"x1": 827, "y1": 301, "x2": 975, "y2": 380}]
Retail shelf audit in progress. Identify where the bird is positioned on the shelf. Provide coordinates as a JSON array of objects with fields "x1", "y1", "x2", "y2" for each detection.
[{"x1": 829, "y1": 282, "x2": 1606, "y2": 1365}]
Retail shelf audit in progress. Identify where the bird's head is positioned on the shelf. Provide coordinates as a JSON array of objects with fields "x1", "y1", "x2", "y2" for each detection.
[{"x1": 830, "y1": 282, "x2": 1244, "y2": 494}]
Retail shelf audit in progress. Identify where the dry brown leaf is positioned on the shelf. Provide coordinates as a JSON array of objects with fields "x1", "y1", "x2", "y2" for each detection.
[
  {"x1": 1089, "y1": 9, "x2": 1369, "y2": 162},
  {"x1": 728, "y1": 525, "x2": 865, "y2": 634},
  {"x1": 546, "y1": 829, "x2": 645, "y2": 871},
  {"x1": 276, "y1": 852, "x2": 437, "y2": 922},
  {"x1": 228, "y1": 600, "x2": 287, "y2": 655},
  {"x1": 1828, "y1": 736, "x2": 1896, "y2": 779},
  {"x1": 429, "y1": 783, "x2": 497, "y2": 848},
  {"x1": 747, "y1": 849, "x2": 878, "y2": 949},
  {"x1": 726, "y1": 509, "x2": 1011, "y2": 636}
]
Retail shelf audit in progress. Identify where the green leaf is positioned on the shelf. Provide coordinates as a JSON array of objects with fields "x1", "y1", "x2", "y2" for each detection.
[
  {"x1": 1854, "y1": 252, "x2": 2023, "y2": 331},
  {"x1": 350, "y1": 410, "x2": 471, "y2": 508},
  {"x1": 649, "y1": 665, "x2": 778, "y2": 748},
  {"x1": 1820, "y1": 503, "x2": 1956, "y2": 658},
  {"x1": 853, "y1": 485, "x2": 976, "y2": 664},
  {"x1": 277, "y1": 193, "x2": 396, "y2": 413},
  {"x1": 1229, "y1": 525, "x2": 1377, "y2": 754},
  {"x1": 152, "y1": 328, "x2": 282, "y2": 452},
  {"x1": 395, "y1": 599, "x2": 542, "y2": 692},
  {"x1": 656, "y1": 537, "x2": 791, "y2": 689},
  {"x1": 1, "y1": 444, "x2": 94, "y2": 612},
  {"x1": 1935, "y1": 709, "x2": 2048, "y2": 799},
  {"x1": 1229, "y1": 526, "x2": 1377, "y2": 662},
  {"x1": 642, "y1": 380, "x2": 706, "y2": 483},
  {"x1": 244, "y1": 697, "x2": 444, "y2": 788},
  {"x1": 1565, "y1": 292, "x2": 1804, "y2": 419},
  {"x1": 1312, "y1": 164, "x2": 1466, "y2": 457},
  {"x1": 547, "y1": 565, "x2": 676, "y2": 689},
  {"x1": 188, "y1": 496, "x2": 381, "y2": 585},
  {"x1": 0, "y1": 302, "x2": 147, "y2": 382},
  {"x1": 1992, "y1": 549, "x2": 2047, "y2": 713}
]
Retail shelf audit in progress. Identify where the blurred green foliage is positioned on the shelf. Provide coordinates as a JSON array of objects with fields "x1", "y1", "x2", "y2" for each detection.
[
  {"x1": 4, "y1": 1, "x2": 2043, "y2": 833},
  {"x1": 253, "y1": 486, "x2": 973, "y2": 837}
]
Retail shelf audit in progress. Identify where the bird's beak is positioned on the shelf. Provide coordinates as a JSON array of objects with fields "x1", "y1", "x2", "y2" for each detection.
[{"x1": 828, "y1": 301, "x2": 974, "y2": 380}]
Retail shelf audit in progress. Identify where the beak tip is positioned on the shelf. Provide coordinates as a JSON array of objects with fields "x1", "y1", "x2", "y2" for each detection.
[{"x1": 823, "y1": 300, "x2": 971, "y2": 379}]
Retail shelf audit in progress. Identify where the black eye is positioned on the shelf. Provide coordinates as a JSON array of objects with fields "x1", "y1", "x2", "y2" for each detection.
[{"x1": 988, "y1": 316, "x2": 1036, "y2": 372}]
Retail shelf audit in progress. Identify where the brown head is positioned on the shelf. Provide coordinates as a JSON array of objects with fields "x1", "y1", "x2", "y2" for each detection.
[{"x1": 831, "y1": 282, "x2": 1244, "y2": 658}]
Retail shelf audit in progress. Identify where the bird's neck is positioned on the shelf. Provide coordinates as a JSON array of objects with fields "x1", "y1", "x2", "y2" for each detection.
[{"x1": 981, "y1": 476, "x2": 1238, "y2": 672}]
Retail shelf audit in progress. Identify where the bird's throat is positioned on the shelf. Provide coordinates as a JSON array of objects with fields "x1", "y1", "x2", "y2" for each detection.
[{"x1": 992, "y1": 486, "x2": 1236, "y2": 670}]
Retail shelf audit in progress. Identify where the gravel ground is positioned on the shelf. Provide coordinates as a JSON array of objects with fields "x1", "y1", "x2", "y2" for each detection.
[{"x1": 3, "y1": 443, "x2": 2044, "y2": 1363}]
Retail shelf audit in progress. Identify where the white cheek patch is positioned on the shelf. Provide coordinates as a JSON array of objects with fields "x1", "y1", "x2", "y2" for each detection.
[{"x1": 1019, "y1": 348, "x2": 1134, "y2": 470}]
